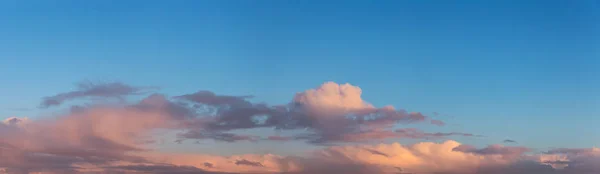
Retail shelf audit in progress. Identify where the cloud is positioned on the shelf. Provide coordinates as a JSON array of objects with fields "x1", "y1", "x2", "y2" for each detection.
[
  {"x1": 267, "y1": 136, "x2": 293, "y2": 141},
  {"x1": 2, "y1": 117, "x2": 29, "y2": 127},
  {"x1": 39, "y1": 81, "x2": 157, "y2": 108},
  {"x1": 105, "y1": 164, "x2": 231, "y2": 174},
  {"x1": 1, "y1": 114, "x2": 598, "y2": 174},
  {"x1": 0, "y1": 106, "x2": 173, "y2": 173},
  {"x1": 172, "y1": 90, "x2": 288, "y2": 132},
  {"x1": 304, "y1": 128, "x2": 476, "y2": 144},
  {"x1": 3, "y1": 81, "x2": 597, "y2": 173},
  {"x1": 135, "y1": 93, "x2": 197, "y2": 120},
  {"x1": 177, "y1": 131, "x2": 259, "y2": 143},
  {"x1": 431, "y1": 119, "x2": 445, "y2": 126},
  {"x1": 134, "y1": 140, "x2": 596, "y2": 174},
  {"x1": 453, "y1": 144, "x2": 531, "y2": 158},
  {"x1": 539, "y1": 147, "x2": 600, "y2": 172},
  {"x1": 546, "y1": 148, "x2": 600, "y2": 155},
  {"x1": 174, "y1": 91, "x2": 253, "y2": 108},
  {"x1": 292, "y1": 82, "x2": 374, "y2": 111},
  {"x1": 504, "y1": 139, "x2": 517, "y2": 143},
  {"x1": 235, "y1": 159, "x2": 265, "y2": 167},
  {"x1": 166, "y1": 81, "x2": 448, "y2": 144},
  {"x1": 286, "y1": 82, "x2": 442, "y2": 143}
]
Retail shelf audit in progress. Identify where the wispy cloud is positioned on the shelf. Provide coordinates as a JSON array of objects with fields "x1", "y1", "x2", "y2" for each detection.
[{"x1": 39, "y1": 81, "x2": 157, "y2": 108}]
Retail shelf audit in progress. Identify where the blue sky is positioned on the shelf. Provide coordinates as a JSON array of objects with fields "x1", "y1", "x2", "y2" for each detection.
[{"x1": 0, "y1": 0, "x2": 598, "y2": 153}]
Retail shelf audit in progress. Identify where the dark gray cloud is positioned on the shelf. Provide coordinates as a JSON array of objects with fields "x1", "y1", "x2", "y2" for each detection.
[
  {"x1": 174, "y1": 91, "x2": 253, "y2": 108},
  {"x1": 234, "y1": 159, "x2": 264, "y2": 167},
  {"x1": 172, "y1": 91, "x2": 289, "y2": 133},
  {"x1": 504, "y1": 139, "x2": 517, "y2": 143},
  {"x1": 362, "y1": 148, "x2": 390, "y2": 157},
  {"x1": 203, "y1": 162, "x2": 214, "y2": 168}
]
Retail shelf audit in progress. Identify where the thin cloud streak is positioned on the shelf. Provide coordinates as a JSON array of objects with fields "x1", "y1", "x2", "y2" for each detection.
[{"x1": 39, "y1": 81, "x2": 158, "y2": 108}]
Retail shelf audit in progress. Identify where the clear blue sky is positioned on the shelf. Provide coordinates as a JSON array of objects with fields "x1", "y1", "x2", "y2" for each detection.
[{"x1": 0, "y1": 0, "x2": 598, "y2": 152}]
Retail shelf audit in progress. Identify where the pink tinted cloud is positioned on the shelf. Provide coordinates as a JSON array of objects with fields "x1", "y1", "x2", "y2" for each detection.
[
  {"x1": 0, "y1": 106, "x2": 175, "y2": 173},
  {"x1": 7, "y1": 81, "x2": 599, "y2": 173},
  {"x1": 2, "y1": 114, "x2": 599, "y2": 173}
]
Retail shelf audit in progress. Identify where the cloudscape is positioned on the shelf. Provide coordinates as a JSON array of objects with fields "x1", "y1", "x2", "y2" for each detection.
[
  {"x1": 0, "y1": 1, "x2": 598, "y2": 174},
  {"x1": 1, "y1": 81, "x2": 598, "y2": 174}
]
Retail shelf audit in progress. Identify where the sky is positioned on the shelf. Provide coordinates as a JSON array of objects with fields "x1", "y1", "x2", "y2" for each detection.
[{"x1": 0, "y1": 1, "x2": 599, "y2": 174}]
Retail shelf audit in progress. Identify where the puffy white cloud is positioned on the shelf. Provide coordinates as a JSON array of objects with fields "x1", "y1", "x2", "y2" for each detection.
[{"x1": 293, "y1": 82, "x2": 374, "y2": 112}]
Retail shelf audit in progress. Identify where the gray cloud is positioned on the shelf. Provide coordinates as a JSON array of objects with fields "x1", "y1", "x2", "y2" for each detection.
[
  {"x1": 234, "y1": 159, "x2": 264, "y2": 167},
  {"x1": 546, "y1": 148, "x2": 598, "y2": 155},
  {"x1": 453, "y1": 144, "x2": 530, "y2": 157},
  {"x1": 177, "y1": 131, "x2": 259, "y2": 143},
  {"x1": 40, "y1": 81, "x2": 157, "y2": 108}
]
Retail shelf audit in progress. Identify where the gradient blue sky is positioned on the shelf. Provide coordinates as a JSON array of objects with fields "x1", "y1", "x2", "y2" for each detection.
[{"x1": 0, "y1": 0, "x2": 598, "y2": 153}]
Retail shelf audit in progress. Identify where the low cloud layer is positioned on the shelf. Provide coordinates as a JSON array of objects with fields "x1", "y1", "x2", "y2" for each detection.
[{"x1": 1, "y1": 81, "x2": 597, "y2": 173}]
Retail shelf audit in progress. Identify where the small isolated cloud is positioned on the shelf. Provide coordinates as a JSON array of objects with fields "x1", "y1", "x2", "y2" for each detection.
[
  {"x1": 504, "y1": 139, "x2": 517, "y2": 143},
  {"x1": 292, "y1": 82, "x2": 374, "y2": 111}
]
